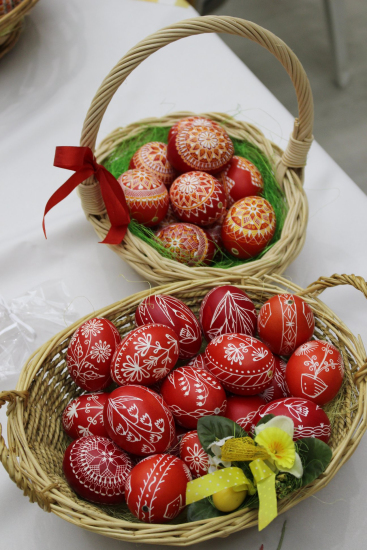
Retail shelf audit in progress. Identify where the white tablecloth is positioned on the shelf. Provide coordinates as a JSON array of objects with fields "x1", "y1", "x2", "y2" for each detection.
[{"x1": 1, "y1": 1, "x2": 367, "y2": 548}]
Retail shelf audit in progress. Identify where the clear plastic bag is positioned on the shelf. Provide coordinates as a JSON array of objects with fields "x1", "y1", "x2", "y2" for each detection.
[{"x1": 0, "y1": 280, "x2": 79, "y2": 381}]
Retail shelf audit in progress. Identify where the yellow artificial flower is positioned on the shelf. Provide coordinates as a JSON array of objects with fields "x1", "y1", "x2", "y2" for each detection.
[{"x1": 255, "y1": 427, "x2": 295, "y2": 470}]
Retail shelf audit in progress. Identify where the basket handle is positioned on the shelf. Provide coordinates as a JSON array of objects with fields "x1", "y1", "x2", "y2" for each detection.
[
  {"x1": 304, "y1": 274, "x2": 367, "y2": 383},
  {"x1": 0, "y1": 390, "x2": 56, "y2": 512},
  {"x1": 79, "y1": 15, "x2": 314, "y2": 208},
  {"x1": 304, "y1": 274, "x2": 367, "y2": 298}
]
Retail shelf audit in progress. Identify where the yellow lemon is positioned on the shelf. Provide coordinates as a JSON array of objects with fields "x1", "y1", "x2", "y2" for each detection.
[{"x1": 212, "y1": 487, "x2": 247, "y2": 512}]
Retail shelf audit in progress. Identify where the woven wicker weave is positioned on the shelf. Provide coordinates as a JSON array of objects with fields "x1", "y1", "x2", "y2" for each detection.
[
  {"x1": 76, "y1": 15, "x2": 314, "y2": 284},
  {"x1": 1, "y1": 273, "x2": 366, "y2": 545},
  {"x1": 0, "y1": 0, "x2": 38, "y2": 59}
]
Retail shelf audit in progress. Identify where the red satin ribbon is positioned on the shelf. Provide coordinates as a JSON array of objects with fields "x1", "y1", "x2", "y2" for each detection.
[{"x1": 43, "y1": 146, "x2": 130, "y2": 244}]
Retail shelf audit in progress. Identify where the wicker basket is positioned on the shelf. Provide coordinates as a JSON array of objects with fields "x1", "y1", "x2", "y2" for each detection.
[
  {"x1": 1, "y1": 273, "x2": 366, "y2": 545},
  {"x1": 0, "y1": 0, "x2": 38, "y2": 59},
  {"x1": 76, "y1": 15, "x2": 314, "y2": 284}
]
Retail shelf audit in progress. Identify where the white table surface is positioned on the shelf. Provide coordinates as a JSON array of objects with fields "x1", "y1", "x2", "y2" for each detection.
[{"x1": 1, "y1": 1, "x2": 367, "y2": 548}]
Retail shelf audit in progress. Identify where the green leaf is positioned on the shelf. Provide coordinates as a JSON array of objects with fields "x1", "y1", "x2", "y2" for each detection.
[
  {"x1": 197, "y1": 416, "x2": 248, "y2": 456},
  {"x1": 297, "y1": 438, "x2": 332, "y2": 487},
  {"x1": 256, "y1": 414, "x2": 275, "y2": 428},
  {"x1": 187, "y1": 498, "x2": 224, "y2": 522}
]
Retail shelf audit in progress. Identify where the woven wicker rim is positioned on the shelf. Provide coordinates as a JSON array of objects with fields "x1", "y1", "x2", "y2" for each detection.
[
  {"x1": 76, "y1": 15, "x2": 314, "y2": 283},
  {"x1": 1, "y1": 273, "x2": 366, "y2": 545},
  {"x1": 0, "y1": 0, "x2": 38, "y2": 58}
]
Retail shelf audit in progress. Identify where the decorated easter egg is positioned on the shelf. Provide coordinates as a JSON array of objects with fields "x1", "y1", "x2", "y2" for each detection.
[
  {"x1": 117, "y1": 169, "x2": 169, "y2": 226},
  {"x1": 253, "y1": 396, "x2": 331, "y2": 443},
  {"x1": 168, "y1": 116, "x2": 223, "y2": 142},
  {"x1": 286, "y1": 340, "x2": 344, "y2": 406},
  {"x1": 110, "y1": 323, "x2": 179, "y2": 386},
  {"x1": 186, "y1": 353, "x2": 208, "y2": 371},
  {"x1": 135, "y1": 295, "x2": 202, "y2": 360},
  {"x1": 179, "y1": 431, "x2": 209, "y2": 478},
  {"x1": 125, "y1": 453, "x2": 191, "y2": 523},
  {"x1": 258, "y1": 294, "x2": 315, "y2": 356},
  {"x1": 62, "y1": 392, "x2": 109, "y2": 440},
  {"x1": 104, "y1": 385, "x2": 175, "y2": 455},
  {"x1": 63, "y1": 435, "x2": 133, "y2": 504},
  {"x1": 260, "y1": 356, "x2": 289, "y2": 402},
  {"x1": 170, "y1": 172, "x2": 226, "y2": 226},
  {"x1": 205, "y1": 334, "x2": 275, "y2": 395},
  {"x1": 199, "y1": 285, "x2": 257, "y2": 341},
  {"x1": 167, "y1": 124, "x2": 234, "y2": 174},
  {"x1": 156, "y1": 223, "x2": 215, "y2": 266},
  {"x1": 221, "y1": 197, "x2": 276, "y2": 259},
  {"x1": 219, "y1": 156, "x2": 264, "y2": 208},
  {"x1": 160, "y1": 366, "x2": 227, "y2": 429},
  {"x1": 129, "y1": 142, "x2": 176, "y2": 186},
  {"x1": 225, "y1": 395, "x2": 265, "y2": 432},
  {"x1": 67, "y1": 318, "x2": 121, "y2": 392}
]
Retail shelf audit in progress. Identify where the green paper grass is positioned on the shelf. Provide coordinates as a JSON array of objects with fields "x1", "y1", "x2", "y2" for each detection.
[{"x1": 102, "y1": 126, "x2": 288, "y2": 268}]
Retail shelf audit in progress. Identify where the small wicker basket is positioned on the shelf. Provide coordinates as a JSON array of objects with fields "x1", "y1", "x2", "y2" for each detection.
[
  {"x1": 76, "y1": 15, "x2": 314, "y2": 284},
  {"x1": 0, "y1": 0, "x2": 38, "y2": 59},
  {"x1": 1, "y1": 273, "x2": 366, "y2": 545}
]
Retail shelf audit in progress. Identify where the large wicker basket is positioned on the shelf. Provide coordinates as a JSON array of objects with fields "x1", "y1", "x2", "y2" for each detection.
[
  {"x1": 0, "y1": 0, "x2": 38, "y2": 59},
  {"x1": 76, "y1": 15, "x2": 314, "y2": 284},
  {"x1": 1, "y1": 273, "x2": 366, "y2": 545}
]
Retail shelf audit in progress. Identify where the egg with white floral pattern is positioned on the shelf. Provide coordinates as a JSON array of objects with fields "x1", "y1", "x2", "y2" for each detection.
[
  {"x1": 205, "y1": 334, "x2": 275, "y2": 396},
  {"x1": 160, "y1": 366, "x2": 227, "y2": 429},
  {"x1": 253, "y1": 397, "x2": 331, "y2": 443},
  {"x1": 110, "y1": 323, "x2": 179, "y2": 386},
  {"x1": 104, "y1": 385, "x2": 176, "y2": 455},
  {"x1": 62, "y1": 393, "x2": 109, "y2": 440},
  {"x1": 135, "y1": 295, "x2": 201, "y2": 360},
  {"x1": 67, "y1": 318, "x2": 121, "y2": 392},
  {"x1": 179, "y1": 430, "x2": 209, "y2": 478}
]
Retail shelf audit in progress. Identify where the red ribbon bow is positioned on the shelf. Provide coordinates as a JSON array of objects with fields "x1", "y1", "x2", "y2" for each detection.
[{"x1": 43, "y1": 146, "x2": 130, "y2": 244}]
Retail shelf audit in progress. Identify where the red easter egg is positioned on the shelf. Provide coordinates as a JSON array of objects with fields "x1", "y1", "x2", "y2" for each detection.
[
  {"x1": 104, "y1": 385, "x2": 175, "y2": 455},
  {"x1": 205, "y1": 334, "x2": 275, "y2": 396},
  {"x1": 186, "y1": 353, "x2": 208, "y2": 371},
  {"x1": 125, "y1": 454, "x2": 191, "y2": 523},
  {"x1": 253, "y1": 397, "x2": 331, "y2": 443},
  {"x1": 156, "y1": 223, "x2": 215, "y2": 266},
  {"x1": 225, "y1": 395, "x2": 265, "y2": 432},
  {"x1": 110, "y1": 323, "x2": 179, "y2": 386},
  {"x1": 129, "y1": 142, "x2": 176, "y2": 187},
  {"x1": 199, "y1": 285, "x2": 257, "y2": 341},
  {"x1": 286, "y1": 340, "x2": 344, "y2": 406},
  {"x1": 63, "y1": 436, "x2": 133, "y2": 504},
  {"x1": 160, "y1": 366, "x2": 227, "y2": 429},
  {"x1": 219, "y1": 156, "x2": 264, "y2": 208},
  {"x1": 62, "y1": 392, "x2": 109, "y2": 439},
  {"x1": 260, "y1": 356, "x2": 290, "y2": 402},
  {"x1": 168, "y1": 116, "x2": 223, "y2": 142},
  {"x1": 117, "y1": 169, "x2": 169, "y2": 227},
  {"x1": 170, "y1": 172, "x2": 226, "y2": 227},
  {"x1": 258, "y1": 294, "x2": 315, "y2": 356},
  {"x1": 67, "y1": 318, "x2": 121, "y2": 392},
  {"x1": 221, "y1": 197, "x2": 276, "y2": 259},
  {"x1": 167, "y1": 124, "x2": 234, "y2": 174},
  {"x1": 135, "y1": 295, "x2": 202, "y2": 360},
  {"x1": 179, "y1": 431, "x2": 209, "y2": 478}
]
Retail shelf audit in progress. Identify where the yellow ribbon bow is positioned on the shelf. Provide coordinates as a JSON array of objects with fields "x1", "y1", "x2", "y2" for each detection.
[
  {"x1": 186, "y1": 467, "x2": 255, "y2": 505},
  {"x1": 250, "y1": 459, "x2": 277, "y2": 531}
]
